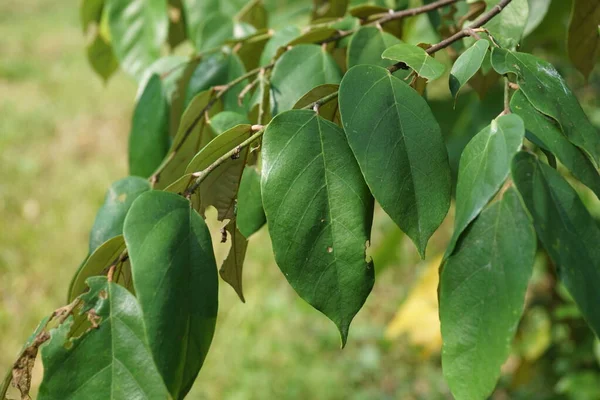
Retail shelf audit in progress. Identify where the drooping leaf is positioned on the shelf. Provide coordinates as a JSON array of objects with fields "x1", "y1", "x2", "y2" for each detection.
[
  {"x1": 270, "y1": 44, "x2": 342, "y2": 115},
  {"x1": 491, "y1": 47, "x2": 600, "y2": 168},
  {"x1": 292, "y1": 83, "x2": 340, "y2": 123},
  {"x1": 567, "y1": 0, "x2": 600, "y2": 79},
  {"x1": 38, "y1": 277, "x2": 171, "y2": 400},
  {"x1": 483, "y1": 0, "x2": 529, "y2": 49},
  {"x1": 68, "y1": 236, "x2": 132, "y2": 302},
  {"x1": 209, "y1": 111, "x2": 250, "y2": 135},
  {"x1": 449, "y1": 39, "x2": 490, "y2": 100},
  {"x1": 154, "y1": 90, "x2": 218, "y2": 190},
  {"x1": 382, "y1": 43, "x2": 446, "y2": 82},
  {"x1": 88, "y1": 177, "x2": 151, "y2": 253},
  {"x1": 86, "y1": 34, "x2": 119, "y2": 82},
  {"x1": 237, "y1": 166, "x2": 266, "y2": 238},
  {"x1": 129, "y1": 74, "x2": 170, "y2": 178},
  {"x1": 440, "y1": 188, "x2": 536, "y2": 400},
  {"x1": 182, "y1": 0, "x2": 245, "y2": 39},
  {"x1": 124, "y1": 191, "x2": 218, "y2": 399},
  {"x1": 220, "y1": 220, "x2": 248, "y2": 302},
  {"x1": 446, "y1": 114, "x2": 524, "y2": 256},
  {"x1": 193, "y1": 12, "x2": 234, "y2": 51},
  {"x1": 261, "y1": 110, "x2": 375, "y2": 345},
  {"x1": 106, "y1": 0, "x2": 169, "y2": 79},
  {"x1": 339, "y1": 65, "x2": 451, "y2": 257},
  {"x1": 512, "y1": 152, "x2": 600, "y2": 339},
  {"x1": 258, "y1": 26, "x2": 301, "y2": 65},
  {"x1": 511, "y1": 91, "x2": 600, "y2": 198},
  {"x1": 186, "y1": 124, "x2": 253, "y2": 220},
  {"x1": 347, "y1": 26, "x2": 401, "y2": 69}
]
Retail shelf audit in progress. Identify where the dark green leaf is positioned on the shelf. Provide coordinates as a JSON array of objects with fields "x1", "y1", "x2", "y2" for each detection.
[
  {"x1": 129, "y1": 74, "x2": 170, "y2": 178},
  {"x1": 449, "y1": 39, "x2": 490, "y2": 100},
  {"x1": 237, "y1": 166, "x2": 266, "y2": 238},
  {"x1": 167, "y1": 0, "x2": 187, "y2": 48},
  {"x1": 484, "y1": 0, "x2": 529, "y2": 49},
  {"x1": 512, "y1": 152, "x2": 600, "y2": 339},
  {"x1": 220, "y1": 220, "x2": 248, "y2": 302},
  {"x1": 86, "y1": 34, "x2": 119, "y2": 82},
  {"x1": 38, "y1": 278, "x2": 171, "y2": 400},
  {"x1": 292, "y1": 83, "x2": 340, "y2": 123},
  {"x1": 270, "y1": 44, "x2": 342, "y2": 115},
  {"x1": 347, "y1": 26, "x2": 402, "y2": 69},
  {"x1": 312, "y1": 0, "x2": 350, "y2": 20},
  {"x1": 261, "y1": 110, "x2": 375, "y2": 345},
  {"x1": 523, "y1": 0, "x2": 551, "y2": 36},
  {"x1": 567, "y1": 0, "x2": 600, "y2": 79},
  {"x1": 339, "y1": 65, "x2": 451, "y2": 257},
  {"x1": 106, "y1": 0, "x2": 169, "y2": 79},
  {"x1": 447, "y1": 114, "x2": 524, "y2": 256},
  {"x1": 382, "y1": 43, "x2": 446, "y2": 82},
  {"x1": 182, "y1": 0, "x2": 245, "y2": 39},
  {"x1": 511, "y1": 91, "x2": 600, "y2": 198},
  {"x1": 491, "y1": 48, "x2": 600, "y2": 167},
  {"x1": 237, "y1": 0, "x2": 268, "y2": 29},
  {"x1": 441, "y1": 188, "x2": 536, "y2": 400},
  {"x1": 259, "y1": 26, "x2": 301, "y2": 65},
  {"x1": 124, "y1": 191, "x2": 218, "y2": 398},
  {"x1": 89, "y1": 177, "x2": 151, "y2": 253}
]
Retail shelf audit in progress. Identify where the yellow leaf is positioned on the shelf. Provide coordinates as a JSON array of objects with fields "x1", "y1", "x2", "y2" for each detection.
[{"x1": 385, "y1": 255, "x2": 442, "y2": 357}]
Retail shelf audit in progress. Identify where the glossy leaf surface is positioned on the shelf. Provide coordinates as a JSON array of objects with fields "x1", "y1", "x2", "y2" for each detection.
[
  {"x1": 447, "y1": 114, "x2": 524, "y2": 255},
  {"x1": 441, "y1": 188, "x2": 536, "y2": 400},
  {"x1": 124, "y1": 191, "x2": 218, "y2": 398},
  {"x1": 339, "y1": 65, "x2": 451, "y2": 256},
  {"x1": 38, "y1": 277, "x2": 171, "y2": 400},
  {"x1": 512, "y1": 152, "x2": 600, "y2": 338},
  {"x1": 491, "y1": 48, "x2": 600, "y2": 167},
  {"x1": 261, "y1": 110, "x2": 375, "y2": 345}
]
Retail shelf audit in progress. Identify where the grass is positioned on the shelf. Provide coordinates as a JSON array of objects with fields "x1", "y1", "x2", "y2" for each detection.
[{"x1": 0, "y1": 1, "x2": 451, "y2": 398}]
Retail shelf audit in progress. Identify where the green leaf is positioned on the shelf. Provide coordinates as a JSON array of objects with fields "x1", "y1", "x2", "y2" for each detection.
[
  {"x1": 312, "y1": 0, "x2": 349, "y2": 19},
  {"x1": 446, "y1": 114, "x2": 524, "y2": 256},
  {"x1": 38, "y1": 277, "x2": 171, "y2": 400},
  {"x1": 237, "y1": 166, "x2": 266, "y2": 238},
  {"x1": 449, "y1": 39, "x2": 490, "y2": 100},
  {"x1": 491, "y1": 48, "x2": 600, "y2": 168},
  {"x1": 292, "y1": 83, "x2": 340, "y2": 123},
  {"x1": 106, "y1": 0, "x2": 169, "y2": 79},
  {"x1": 220, "y1": 220, "x2": 248, "y2": 302},
  {"x1": 512, "y1": 152, "x2": 600, "y2": 339},
  {"x1": 81, "y1": 0, "x2": 104, "y2": 33},
  {"x1": 259, "y1": 26, "x2": 301, "y2": 65},
  {"x1": 511, "y1": 91, "x2": 600, "y2": 198},
  {"x1": 483, "y1": 0, "x2": 529, "y2": 49},
  {"x1": 382, "y1": 43, "x2": 446, "y2": 82},
  {"x1": 270, "y1": 44, "x2": 342, "y2": 115},
  {"x1": 124, "y1": 191, "x2": 218, "y2": 398},
  {"x1": 193, "y1": 12, "x2": 234, "y2": 51},
  {"x1": 261, "y1": 110, "x2": 375, "y2": 345},
  {"x1": 567, "y1": 0, "x2": 600, "y2": 79},
  {"x1": 154, "y1": 90, "x2": 217, "y2": 190},
  {"x1": 68, "y1": 236, "x2": 132, "y2": 302},
  {"x1": 339, "y1": 65, "x2": 451, "y2": 257},
  {"x1": 89, "y1": 177, "x2": 151, "y2": 253},
  {"x1": 440, "y1": 188, "x2": 536, "y2": 400},
  {"x1": 129, "y1": 74, "x2": 170, "y2": 178},
  {"x1": 86, "y1": 34, "x2": 119, "y2": 82},
  {"x1": 209, "y1": 111, "x2": 250, "y2": 135},
  {"x1": 186, "y1": 124, "x2": 253, "y2": 220},
  {"x1": 523, "y1": 0, "x2": 551, "y2": 36},
  {"x1": 182, "y1": 0, "x2": 245, "y2": 39},
  {"x1": 347, "y1": 26, "x2": 402, "y2": 69}
]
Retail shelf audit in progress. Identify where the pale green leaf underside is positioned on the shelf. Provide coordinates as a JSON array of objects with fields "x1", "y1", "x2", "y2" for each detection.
[
  {"x1": 347, "y1": 26, "x2": 402, "y2": 69},
  {"x1": 261, "y1": 110, "x2": 375, "y2": 346},
  {"x1": 449, "y1": 39, "x2": 490, "y2": 99},
  {"x1": 441, "y1": 188, "x2": 536, "y2": 400},
  {"x1": 382, "y1": 43, "x2": 446, "y2": 81}
]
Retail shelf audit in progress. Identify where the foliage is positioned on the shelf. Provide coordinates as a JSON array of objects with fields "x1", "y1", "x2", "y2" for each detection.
[{"x1": 3, "y1": 0, "x2": 600, "y2": 399}]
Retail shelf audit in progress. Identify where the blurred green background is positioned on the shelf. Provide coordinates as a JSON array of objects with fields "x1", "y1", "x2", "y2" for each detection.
[{"x1": 1, "y1": 0, "x2": 600, "y2": 399}]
